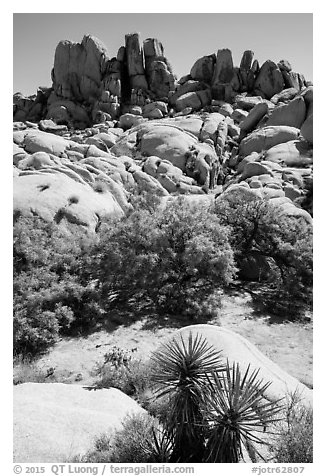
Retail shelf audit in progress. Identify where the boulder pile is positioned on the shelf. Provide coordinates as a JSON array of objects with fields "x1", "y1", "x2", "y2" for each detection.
[{"x1": 13, "y1": 33, "x2": 313, "y2": 232}]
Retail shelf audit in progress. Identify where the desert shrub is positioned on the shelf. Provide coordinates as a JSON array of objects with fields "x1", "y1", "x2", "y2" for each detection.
[
  {"x1": 94, "y1": 347, "x2": 155, "y2": 403},
  {"x1": 13, "y1": 356, "x2": 54, "y2": 385},
  {"x1": 295, "y1": 180, "x2": 313, "y2": 217},
  {"x1": 71, "y1": 433, "x2": 112, "y2": 463},
  {"x1": 76, "y1": 413, "x2": 170, "y2": 463},
  {"x1": 94, "y1": 196, "x2": 236, "y2": 317},
  {"x1": 110, "y1": 413, "x2": 161, "y2": 463},
  {"x1": 270, "y1": 393, "x2": 313, "y2": 463},
  {"x1": 13, "y1": 216, "x2": 101, "y2": 356},
  {"x1": 214, "y1": 196, "x2": 313, "y2": 319}
]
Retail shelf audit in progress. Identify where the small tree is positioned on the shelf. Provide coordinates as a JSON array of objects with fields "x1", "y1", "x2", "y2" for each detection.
[
  {"x1": 214, "y1": 195, "x2": 313, "y2": 318},
  {"x1": 94, "y1": 196, "x2": 236, "y2": 317}
]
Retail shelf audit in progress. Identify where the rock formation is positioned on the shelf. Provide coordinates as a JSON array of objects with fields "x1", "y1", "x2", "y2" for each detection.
[
  {"x1": 13, "y1": 32, "x2": 313, "y2": 235},
  {"x1": 14, "y1": 383, "x2": 146, "y2": 462},
  {"x1": 14, "y1": 32, "x2": 310, "y2": 126}
]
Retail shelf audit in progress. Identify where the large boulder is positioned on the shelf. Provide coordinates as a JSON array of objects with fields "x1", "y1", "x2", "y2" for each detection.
[
  {"x1": 200, "y1": 113, "x2": 225, "y2": 142},
  {"x1": 211, "y1": 49, "x2": 234, "y2": 89},
  {"x1": 23, "y1": 129, "x2": 73, "y2": 156},
  {"x1": 160, "y1": 115, "x2": 204, "y2": 137},
  {"x1": 175, "y1": 90, "x2": 211, "y2": 112},
  {"x1": 234, "y1": 95, "x2": 267, "y2": 111},
  {"x1": 241, "y1": 161, "x2": 273, "y2": 180},
  {"x1": 263, "y1": 140, "x2": 313, "y2": 167},
  {"x1": 301, "y1": 113, "x2": 313, "y2": 144},
  {"x1": 13, "y1": 171, "x2": 124, "y2": 231},
  {"x1": 14, "y1": 383, "x2": 146, "y2": 462},
  {"x1": 266, "y1": 96, "x2": 306, "y2": 129},
  {"x1": 52, "y1": 35, "x2": 110, "y2": 103},
  {"x1": 239, "y1": 50, "x2": 255, "y2": 91},
  {"x1": 125, "y1": 33, "x2": 148, "y2": 91},
  {"x1": 239, "y1": 126, "x2": 300, "y2": 156},
  {"x1": 157, "y1": 325, "x2": 312, "y2": 406},
  {"x1": 299, "y1": 87, "x2": 313, "y2": 144},
  {"x1": 190, "y1": 54, "x2": 216, "y2": 83},
  {"x1": 270, "y1": 87, "x2": 299, "y2": 105},
  {"x1": 240, "y1": 102, "x2": 268, "y2": 133},
  {"x1": 175, "y1": 91, "x2": 202, "y2": 112},
  {"x1": 269, "y1": 196, "x2": 312, "y2": 224},
  {"x1": 143, "y1": 38, "x2": 176, "y2": 99},
  {"x1": 169, "y1": 80, "x2": 207, "y2": 106},
  {"x1": 46, "y1": 95, "x2": 91, "y2": 127},
  {"x1": 138, "y1": 124, "x2": 197, "y2": 170},
  {"x1": 253, "y1": 60, "x2": 284, "y2": 99}
]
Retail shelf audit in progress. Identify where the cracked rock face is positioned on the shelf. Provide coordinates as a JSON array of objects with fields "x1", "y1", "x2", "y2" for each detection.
[{"x1": 52, "y1": 35, "x2": 110, "y2": 103}]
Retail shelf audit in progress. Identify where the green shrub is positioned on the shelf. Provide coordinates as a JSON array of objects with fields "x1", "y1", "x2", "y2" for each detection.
[
  {"x1": 13, "y1": 356, "x2": 54, "y2": 385},
  {"x1": 94, "y1": 196, "x2": 236, "y2": 317},
  {"x1": 270, "y1": 393, "x2": 313, "y2": 463},
  {"x1": 109, "y1": 413, "x2": 162, "y2": 463},
  {"x1": 95, "y1": 350, "x2": 155, "y2": 402},
  {"x1": 75, "y1": 413, "x2": 170, "y2": 464},
  {"x1": 214, "y1": 195, "x2": 313, "y2": 319},
  {"x1": 71, "y1": 433, "x2": 112, "y2": 463},
  {"x1": 13, "y1": 216, "x2": 101, "y2": 357}
]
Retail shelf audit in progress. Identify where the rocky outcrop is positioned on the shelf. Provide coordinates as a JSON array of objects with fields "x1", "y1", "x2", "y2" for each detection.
[
  {"x1": 14, "y1": 33, "x2": 311, "y2": 126},
  {"x1": 211, "y1": 49, "x2": 235, "y2": 102},
  {"x1": 253, "y1": 60, "x2": 284, "y2": 99},
  {"x1": 239, "y1": 126, "x2": 300, "y2": 156},
  {"x1": 13, "y1": 34, "x2": 313, "y2": 235},
  {"x1": 52, "y1": 35, "x2": 110, "y2": 103}
]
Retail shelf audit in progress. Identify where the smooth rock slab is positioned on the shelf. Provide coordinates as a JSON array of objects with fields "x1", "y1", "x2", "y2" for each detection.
[
  {"x1": 266, "y1": 96, "x2": 306, "y2": 129},
  {"x1": 14, "y1": 383, "x2": 146, "y2": 462},
  {"x1": 23, "y1": 129, "x2": 73, "y2": 156},
  {"x1": 138, "y1": 124, "x2": 197, "y2": 170},
  {"x1": 239, "y1": 126, "x2": 300, "y2": 156},
  {"x1": 14, "y1": 172, "x2": 124, "y2": 231},
  {"x1": 263, "y1": 140, "x2": 313, "y2": 167},
  {"x1": 157, "y1": 325, "x2": 312, "y2": 406}
]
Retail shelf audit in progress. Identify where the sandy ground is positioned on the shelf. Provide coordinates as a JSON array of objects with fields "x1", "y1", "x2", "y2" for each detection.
[{"x1": 19, "y1": 287, "x2": 312, "y2": 388}]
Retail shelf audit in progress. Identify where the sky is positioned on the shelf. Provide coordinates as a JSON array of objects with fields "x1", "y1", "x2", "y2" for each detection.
[{"x1": 13, "y1": 13, "x2": 313, "y2": 96}]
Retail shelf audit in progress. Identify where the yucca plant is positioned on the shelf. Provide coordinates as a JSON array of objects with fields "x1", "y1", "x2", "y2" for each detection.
[
  {"x1": 142, "y1": 426, "x2": 174, "y2": 463},
  {"x1": 204, "y1": 361, "x2": 284, "y2": 463},
  {"x1": 151, "y1": 332, "x2": 225, "y2": 462}
]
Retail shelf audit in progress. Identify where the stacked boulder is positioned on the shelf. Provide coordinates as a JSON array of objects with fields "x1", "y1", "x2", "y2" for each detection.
[
  {"x1": 14, "y1": 33, "x2": 311, "y2": 126},
  {"x1": 13, "y1": 33, "x2": 313, "y2": 244}
]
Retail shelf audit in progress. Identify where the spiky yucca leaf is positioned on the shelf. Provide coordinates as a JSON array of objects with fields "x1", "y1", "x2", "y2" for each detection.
[
  {"x1": 151, "y1": 332, "x2": 225, "y2": 394},
  {"x1": 141, "y1": 426, "x2": 174, "y2": 463},
  {"x1": 204, "y1": 361, "x2": 284, "y2": 463},
  {"x1": 151, "y1": 332, "x2": 225, "y2": 462}
]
